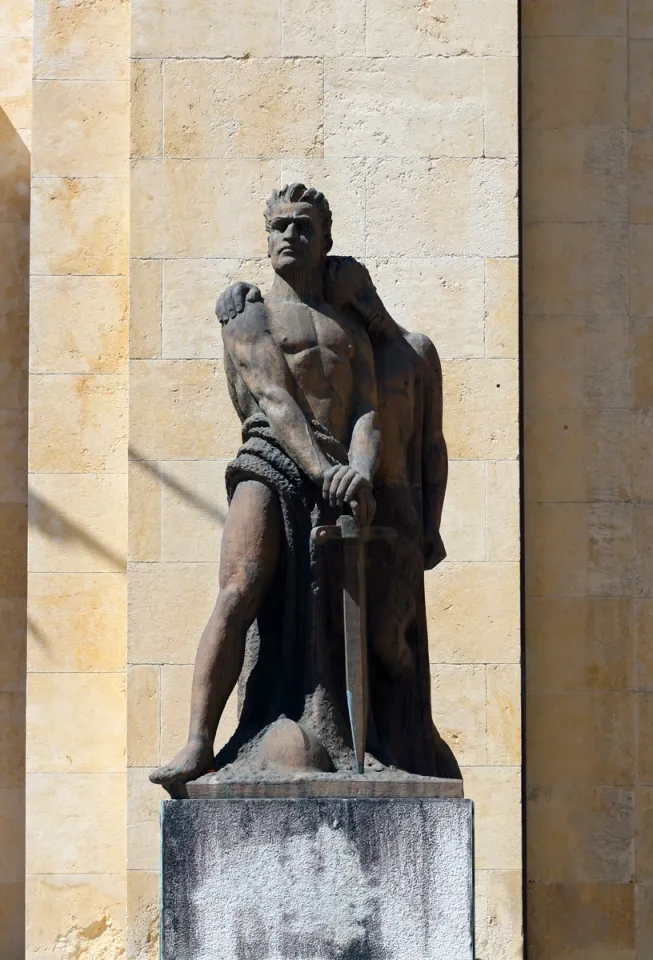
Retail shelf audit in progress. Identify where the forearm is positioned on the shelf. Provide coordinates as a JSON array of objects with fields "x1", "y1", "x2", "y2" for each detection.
[
  {"x1": 348, "y1": 409, "x2": 381, "y2": 482},
  {"x1": 423, "y1": 437, "x2": 448, "y2": 532},
  {"x1": 260, "y1": 393, "x2": 331, "y2": 485}
]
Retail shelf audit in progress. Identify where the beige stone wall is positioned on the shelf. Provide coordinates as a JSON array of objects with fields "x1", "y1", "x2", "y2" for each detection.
[
  {"x1": 25, "y1": 0, "x2": 130, "y2": 954},
  {"x1": 523, "y1": 1, "x2": 653, "y2": 956},
  {"x1": 0, "y1": 0, "x2": 31, "y2": 951},
  {"x1": 127, "y1": 2, "x2": 521, "y2": 956}
]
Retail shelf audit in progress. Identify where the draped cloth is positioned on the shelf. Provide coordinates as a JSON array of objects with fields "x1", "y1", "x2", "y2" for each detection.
[{"x1": 212, "y1": 412, "x2": 460, "y2": 780}]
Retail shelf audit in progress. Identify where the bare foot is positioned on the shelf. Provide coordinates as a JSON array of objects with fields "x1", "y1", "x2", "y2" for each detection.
[{"x1": 149, "y1": 739, "x2": 214, "y2": 787}]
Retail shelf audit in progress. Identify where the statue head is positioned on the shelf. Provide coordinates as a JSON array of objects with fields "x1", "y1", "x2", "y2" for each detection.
[{"x1": 264, "y1": 183, "x2": 333, "y2": 279}]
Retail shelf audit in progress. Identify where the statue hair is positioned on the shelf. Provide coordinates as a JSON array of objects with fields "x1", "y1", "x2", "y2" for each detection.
[{"x1": 264, "y1": 183, "x2": 333, "y2": 254}]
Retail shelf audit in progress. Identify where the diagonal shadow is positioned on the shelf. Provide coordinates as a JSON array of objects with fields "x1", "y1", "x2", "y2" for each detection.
[
  {"x1": 129, "y1": 446, "x2": 227, "y2": 524},
  {"x1": 27, "y1": 490, "x2": 126, "y2": 571}
]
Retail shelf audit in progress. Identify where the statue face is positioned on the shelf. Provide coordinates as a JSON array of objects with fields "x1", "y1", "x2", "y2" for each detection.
[{"x1": 267, "y1": 201, "x2": 325, "y2": 276}]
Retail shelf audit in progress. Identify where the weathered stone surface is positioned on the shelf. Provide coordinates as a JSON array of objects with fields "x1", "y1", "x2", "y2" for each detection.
[
  {"x1": 366, "y1": 0, "x2": 515, "y2": 57},
  {"x1": 33, "y1": 0, "x2": 129, "y2": 79},
  {"x1": 281, "y1": 0, "x2": 365, "y2": 56},
  {"x1": 131, "y1": 59, "x2": 162, "y2": 159},
  {"x1": 130, "y1": 260, "x2": 162, "y2": 359},
  {"x1": 161, "y1": 798, "x2": 474, "y2": 960}
]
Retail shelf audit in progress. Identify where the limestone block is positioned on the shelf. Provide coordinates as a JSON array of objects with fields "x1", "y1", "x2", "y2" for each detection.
[
  {"x1": 426, "y1": 561, "x2": 520, "y2": 664},
  {"x1": 631, "y1": 0, "x2": 653, "y2": 38},
  {"x1": 281, "y1": 0, "x2": 365, "y2": 55},
  {"x1": 0, "y1": 39, "x2": 31, "y2": 129},
  {"x1": 368, "y1": 257, "x2": 485, "y2": 360},
  {"x1": 0, "y1": 504, "x2": 27, "y2": 595},
  {"x1": 521, "y1": 0, "x2": 626, "y2": 37},
  {"x1": 26, "y1": 772, "x2": 126, "y2": 873},
  {"x1": 33, "y1": 0, "x2": 129, "y2": 79},
  {"x1": 126, "y1": 870, "x2": 159, "y2": 960},
  {"x1": 439, "y1": 460, "x2": 486, "y2": 562},
  {"x1": 0, "y1": 599, "x2": 26, "y2": 692},
  {"x1": 636, "y1": 789, "x2": 653, "y2": 880},
  {"x1": 324, "y1": 58, "x2": 483, "y2": 159},
  {"x1": 526, "y1": 503, "x2": 632, "y2": 598},
  {"x1": 0, "y1": 224, "x2": 29, "y2": 320},
  {"x1": 131, "y1": 159, "x2": 278, "y2": 259},
  {"x1": 484, "y1": 58, "x2": 519, "y2": 159},
  {"x1": 28, "y1": 474, "x2": 127, "y2": 573},
  {"x1": 131, "y1": 60, "x2": 162, "y2": 159},
  {"x1": 128, "y1": 767, "x2": 160, "y2": 871},
  {"x1": 26, "y1": 874, "x2": 126, "y2": 960},
  {"x1": 486, "y1": 460, "x2": 520, "y2": 562},
  {"x1": 164, "y1": 59, "x2": 324, "y2": 159},
  {"x1": 443, "y1": 359, "x2": 519, "y2": 461},
  {"x1": 0, "y1": 0, "x2": 32, "y2": 36},
  {"x1": 0, "y1": 885, "x2": 25, "y2": 959},
  {"x1": 130, "y1": 260, "x2": 162, "y2": 360},
  {"x1": 163, "y1": 258, "x2": 269, "y2": 360},
  {"x1": 635, "y1": 601, "x2": 653, "y2": 690},
  {"x1": 527, "y1": 785, "x2": 634, "y2": 883},
  {"x1": 523, "y1": 315, "x2": 630, "y2": 409},
  {"x1": 634, "y1": 505, "x2": 653, "y2": 599},
  {"x1": 527, "y1": 691, "x2": 634, "y2": 787},
  {"x1": 0, "y1": 409, "x2": 27, "y2": 503},
  {"x1": 161, "y1": 797, "x2": 475, "y2": 960},
  {"x1": 486, "y1": 664, "x2": 521, "y2": 766},
  {"x1": 526, "y1": 598, "x2": 633, "y2": 694},
  {"x1": 0, "y1": 788, "x2": 24, "y2": 883},
  {"x1": 631, "y1": 318, "x2": 653, "y2": 410},
  {"x1": 0, "y1": 126, "x2": 30, "y2": 224},
  {"x1": 631, "y1": 42, "x2": 653, "y2": 136},
  {"x1": 128, "y1": 665, "x2": 160, "y2": 767},
  {"x1": 159, "y1": 460, "x2": 228, "y2": 563},
  {"x1": 366, "y1": 0, "x2": 515, "y2": 57},
  {"x1": 131, "y1": 0, "x2": 281, "y2": 58},
  {"x1": 630, "y1": 133, "x2": 653, "y2": 223},
  {"x1": 525, "y1": 408, "x2": 631, "y2": 504},
  {"x1": 128, "y1": 461, "x2": 160, "y2": 562},
  {"x1": 527, "y1": 882, "x2": 635, "y2": 958},
  {"x1": 485, "y1": 258, "x2": 518, "y2": 360},
  {"x1": 27, "y1": 572, "x2": 126, "y2": 672},
  {"x1": 128, "y1": 561, "x2": 217, "y2": 664},
  {"x1": 523, "y1": 126, "x2": 628, "y2": 224},
  {"x1": 637, "y1": 881, "x2": 653, "y2": 955},
  {"x1": 634, "y1": 411, "x2": 653, "y2": 499},
  {"x1": 280, "y1": 158, "x2": 366, "y2": 257},
  {"x1": 367, "y1": 159, "x2": 518, "y2": 259},
  {"x1": 28, "y1": 374, "x2": 127, "y2": 474},
  {"x1": 31, "y1": 176, "x2": 129, "y2": 276},
  {"x1": 30, "y1": 276, "x2": 128, "y2": 374},
  {"x1": 631, "y1": 228, "x2": 653, "y2": 318},
  {"x1": 463, "y1": 766, "x2": 521, "y2": 871},
  {"x1": 430, "y1": 663, "x2": 486, "y2": 765},
  {"x1": 160, "y1": 663, "x2": 192, "y2": 761},
  {"x1": 522, "y1": 38, "x2": 627, "y2": 130},
  {"x1": 32, "y1": 80, "x2": 128, "y2": 177},
  {"x1": 129, "y1": 360, "x2": 241, "y2": 461},
  {"x1": 475, "y1": 869, "x2": 522, "y2": 960},
  {"x1": 27, "y1": 673, "x2": 126, "y2": 773},
  {"x1": 523, "y1": 222, "x2": 628, "y2": 316},
  {"x1": 0, "y1": 316, "x2": 28, "y2": 413}
]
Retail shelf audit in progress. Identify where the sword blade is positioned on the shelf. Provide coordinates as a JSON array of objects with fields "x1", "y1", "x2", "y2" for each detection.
[{"x1": 342, "y1": 537, "x2": 368, "y2": 774}]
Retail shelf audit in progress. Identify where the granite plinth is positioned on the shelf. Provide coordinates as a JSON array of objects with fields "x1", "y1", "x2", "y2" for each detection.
[{"x1": 161, "y1": 795, "x2": 475, "y2": 960}]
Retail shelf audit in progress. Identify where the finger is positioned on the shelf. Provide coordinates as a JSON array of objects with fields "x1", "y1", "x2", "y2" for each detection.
[
  {"x1": 322, "y1": 464, "x2": 340, "y2": 500},
  {"x1": 233, "y1": 285, "x2": 246, "y2": 313},
  {"x1": 335, "y1": 469, "x2": 357, "y2": 504},
  {"x1": 340, "y1": 471, "x2": 364, "y2": 504},
  {"x1": 246, "y1": 285, "x2": 262, "y2": 303},
  {"x1": 215, "y1": 295, "x2": 226, "y2": 320},
  {"x1": 329, "y1": 466, "x2": 350, "y2": 506}
]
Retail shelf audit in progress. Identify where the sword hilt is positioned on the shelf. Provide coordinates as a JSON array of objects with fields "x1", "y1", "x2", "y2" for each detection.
[{"x1": 311, "y1": 515, "x2": 397, "y2": 545}]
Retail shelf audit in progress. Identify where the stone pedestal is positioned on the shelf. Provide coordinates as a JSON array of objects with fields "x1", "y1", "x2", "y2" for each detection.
[{"x1": 161, "y1": 789, "x2": 474, "y2": 960}]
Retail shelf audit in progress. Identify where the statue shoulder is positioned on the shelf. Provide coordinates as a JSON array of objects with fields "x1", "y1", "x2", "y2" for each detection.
[{"x1": 404, "y1": 330, "x2": 442, "y2": 379}]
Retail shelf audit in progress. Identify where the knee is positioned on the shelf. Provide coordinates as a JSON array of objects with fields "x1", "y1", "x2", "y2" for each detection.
[{"x1": 216, "y1": 581, "x2": 257, "y2": 625}]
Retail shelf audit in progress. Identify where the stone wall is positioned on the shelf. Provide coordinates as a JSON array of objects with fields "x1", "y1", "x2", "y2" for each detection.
[
  {"x1": 523, "y1": 1, "x2": 653, "y2": 955},
  {"x1": 127, "y1": 1, "x2": 521, "y2": 956},
  {"x1": 25, "y1": 0, "x2": 130, "y2": 954},
  {"x1": 0, "y1": 0, "x2": 31, "y2": 951}
]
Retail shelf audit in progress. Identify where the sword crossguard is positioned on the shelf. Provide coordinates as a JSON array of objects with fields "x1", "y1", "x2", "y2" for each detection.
[{"x1": 311, "y1": 515, "x2": 397, "y2": 546}]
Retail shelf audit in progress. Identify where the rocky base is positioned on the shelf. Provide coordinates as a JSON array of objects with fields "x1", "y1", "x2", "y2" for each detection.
[{"x1": 161, "y1": 795, "x2": 475, "y2": 960}]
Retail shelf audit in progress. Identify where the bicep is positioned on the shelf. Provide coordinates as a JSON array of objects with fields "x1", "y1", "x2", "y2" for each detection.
[
  {"x1": 226, "y1": 314, "x2": 293, "y2": 403},
  {"x1": 351, "y1": 330, "x2": 378, "y2": 412}
]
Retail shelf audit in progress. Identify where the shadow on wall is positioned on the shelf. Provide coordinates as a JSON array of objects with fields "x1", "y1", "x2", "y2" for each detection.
[
  {"x1": 0, "y1": 106, "x2": 29, "y2": 957},
  {"x1": 522, "y1": 13, "x2": 648, "y2": 958}
]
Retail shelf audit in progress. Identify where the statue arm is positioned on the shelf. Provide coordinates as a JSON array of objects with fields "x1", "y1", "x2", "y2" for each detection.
[
  {"x1": 348, "y1": 328, "x2": 381, "y2": 483},
  {"x1": 421, "y1": 338, "x2": 448, "y2": 569},
  {"x1": 223, "y1": 302, "x2": 331, "y2": 485}
]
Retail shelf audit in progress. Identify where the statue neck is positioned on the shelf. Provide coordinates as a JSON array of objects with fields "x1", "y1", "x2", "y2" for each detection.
[{"x1": 270, "y1": 268, "x2": 324, "y2": 306}]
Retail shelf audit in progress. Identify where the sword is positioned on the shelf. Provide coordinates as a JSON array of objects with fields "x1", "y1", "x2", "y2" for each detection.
[{"x1": 312, "y1": 515, "x2": 396, "y2": 774}]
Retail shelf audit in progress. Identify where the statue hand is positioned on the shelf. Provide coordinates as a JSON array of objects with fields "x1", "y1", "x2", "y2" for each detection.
[
  {"x1": 325, "y1": 256, "x2": 378, "y2": 321},
  {"x1": 322, "y1": 465, "x2": 376, "y2": 527},
  {"x1": 216, "y1": 281, "x2": 262, "y2": 324}
]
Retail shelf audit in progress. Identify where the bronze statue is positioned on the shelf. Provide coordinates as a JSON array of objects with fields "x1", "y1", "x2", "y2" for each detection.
[{"x1": 151, "y1": 184, "x2": 460, "y2": 792}]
